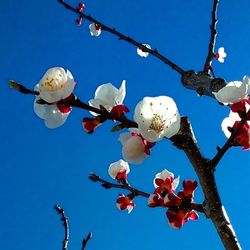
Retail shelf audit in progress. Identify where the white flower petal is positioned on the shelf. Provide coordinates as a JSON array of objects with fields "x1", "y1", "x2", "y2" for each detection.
[
  {"x1": 162, "y1": 111, "x2": 181, "y2": 138},
  {"x1": 217, "y1": 47, "x2": 227, "y2": 63},
  {"x1": 120, "y1": 134, "x2": 148, "y2": 164},
  {"x1": 218, "y1": 57, "x2": 225, "y2": 63},
  {"x1": 115, "y1": 80, "x2": 126, "y2": 105},
  {"x1": 119, "y1": 132, "x2": 131, "y2": 145},
  {"x1": 221, "y1": 111, "x2": 240, "y2": 138},
  {"x1": 172, "y1": 176, "x2": 180, "y2": 190},
  {"x1": 218, "y1": 47, "x2": 227, "y2": 57},
  {"x1": 213, "y1": 78, "x2": 249, "y2": 104},
  {"x1": 95, "y1": 83, "x2": 118, "y2": 103},
  {"x1": 127, "y1": 205, "x2": 134, "y2": 214},
  {"x1": 62, "y1": 69, "x2": 76, "y2": 99},
  {"x1": 33, "y1": 99, "x2": 46, "y2": 119},
  {"x1": 34, "y1": 101, "x2": 69, "y2": 128},
  {"x1": 89, "y1": 81, "x2": 126, "y2": 115},
  {"x1": 44, "y1": 109, "x2": 68, "y2": 128}
]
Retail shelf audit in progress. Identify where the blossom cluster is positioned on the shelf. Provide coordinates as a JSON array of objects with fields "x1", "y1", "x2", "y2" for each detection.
[
  {"x1": 107, "y1": 162, "x2": 199, "y2": 228},
  {"x1": 82, "y1": 80, "x2": 181, "y2": 164},
  {"x1": 148, "y1": 169, "x2": 198, "y2": 228}
]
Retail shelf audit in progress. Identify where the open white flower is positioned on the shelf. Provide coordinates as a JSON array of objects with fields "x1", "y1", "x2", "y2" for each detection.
[
  {"x1": 213, "y1": 76, "x2": 250, "y2": 105},
  {"x1": 137, "y1": 44, "x2": 151, "y2": 57},
  {"x1": 33, "y1": 99, "x2": 71, "y2": 128},
  {"x1": 37, "y1": 67, "x2": 75, "y2": 103},
  {"x1": 89, "y1": 23, "x2": 101, "y2": 37},
  {"x1": 119, "y1": 128, "x2": 149, "y2": 164},
  {"x1": 89, "y1": 80, "x2": 126, "y2": 115},
  {"x1": 216, "y1": 47, "x2": 227, "y2": 63},
  {"x1": 134, "y1": 96, "x2": 181, "y2": 142},
  {"x1": 108, "y1": 159, "x2": 130, "y2": 180}
]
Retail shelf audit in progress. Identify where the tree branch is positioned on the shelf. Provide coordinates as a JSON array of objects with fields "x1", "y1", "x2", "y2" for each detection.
[
  {"x1": 171, "y1": 117, "x2": 241, "y2": 250},
  {"x1": 203, "y1": 0, "x2": 219, "y2": 73},
  {"x1": 89, "y1": 173, "x2": 150, "y2": 198},
  {"x1": 56, "y1": 1, "x2": 230, "y2": 98},
  {"x1": 54, "y1": 205, "x2": 70, "y2": 250},
  {"x1": 8, "y1": 81, "x2": 138, "y2": 129},
  {"x1": 8, "y1": 80, "x2": 39, "y2": 95},
  {"x1": 56, "y1": 0, "x2": 185, "y2": 76},
  {"x1": 82, "y1": 232, "x2": 92, "y2": 250}
]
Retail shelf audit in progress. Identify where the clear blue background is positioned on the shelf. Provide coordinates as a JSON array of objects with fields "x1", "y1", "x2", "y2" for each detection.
[{"x1": 1, "y1": 0, "x2": 249, "y2": 249}]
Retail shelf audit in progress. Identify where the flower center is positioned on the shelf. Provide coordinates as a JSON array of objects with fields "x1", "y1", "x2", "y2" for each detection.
[
  {"x1": 40, "y1": 77, "x2": 65, "y2": 91},
  {"x1": 149, "y1": 114, "x2": 165, "y2": 133}
]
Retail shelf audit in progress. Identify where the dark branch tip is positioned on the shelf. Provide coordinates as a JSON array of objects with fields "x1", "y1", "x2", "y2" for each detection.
[{"x1": 89, "y1": 173, "x2": 99, "y2": 182}]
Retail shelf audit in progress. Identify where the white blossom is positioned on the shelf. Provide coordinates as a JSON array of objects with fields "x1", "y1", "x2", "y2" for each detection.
[
  {"x1": 137, "y1": 44, "x2": 151, "y2": 57},
  {"x1": 108, "y1": 159, "x2": 130, "y2": 179},
  {"x1": 213, "y1": 76, "x2": 250, "y2": 105},
  {"x1": 119, "y1": 129, "x2": 149, "y2": 164},
  {"x1": 89, "y1": 80, "x2": 126, "y2": 115},
  {"x1": 89, "y1": 23, "x2": 101, "y2": 37},
  {"x1": 216, "y1": 47, "x2": 227, "y2": 63},
  {"x1": 134, "y1": 96, "x2": 181, "y2": 142},
  {"x1": 33, "y1": 98, "x2": 71, "y2": 128},
  {"x1": 37, "y1": 67, "x2": 75, "y2": 103}
]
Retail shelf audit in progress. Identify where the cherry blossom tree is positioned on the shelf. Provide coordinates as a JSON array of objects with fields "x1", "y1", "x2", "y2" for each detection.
[{"x1": 7, "y1": 0, "x2": 250, "y2": 249}]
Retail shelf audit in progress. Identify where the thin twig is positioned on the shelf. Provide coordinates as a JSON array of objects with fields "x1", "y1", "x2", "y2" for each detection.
[
  {"x1": 210, "y1": 117, "x2": 248, "y2": 169},
  {"x1": 203, "y1": 0, "x2": 219, "y2": 73},
  {"x1": 82, "y1": 232, "x2": 93, "y2": 250},
  {"x1": 54, "y1": 205, "x2": 70, "y2": 250},
  {"x1": 89, "y1": 173, "x2": 150, "y2": 198},
  {"x1": 57, "y1": 0, "x2": 185, "y2": 75},
  {"x1": 8, "y1": 80, "x2": 39, "y2": 95}
]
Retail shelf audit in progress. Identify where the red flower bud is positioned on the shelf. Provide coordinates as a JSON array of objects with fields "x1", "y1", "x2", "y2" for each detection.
[
  {"x1": 82, "y1": 117, "x2": 101, "y2": 134},
  {"x1": 76, "y1": 17, "x2": 83, "y2": 26},
  {"x1": 77, "y1": 3, "x2": 85, "y2": 12}
]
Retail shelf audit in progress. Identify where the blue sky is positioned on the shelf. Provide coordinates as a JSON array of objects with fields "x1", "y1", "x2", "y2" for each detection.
[{"x1": 1, "y1": 0, "x2": 250, "y2": 249}]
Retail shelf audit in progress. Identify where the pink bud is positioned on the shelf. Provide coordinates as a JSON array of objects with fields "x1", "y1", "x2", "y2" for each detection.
[{"x1": 77, "y1": 3, "x2": 85, "y2": 12}]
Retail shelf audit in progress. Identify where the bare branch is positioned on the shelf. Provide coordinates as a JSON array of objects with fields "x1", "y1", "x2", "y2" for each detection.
[
  {"x1": 82, "y1": 232, "x2": 93, "y2": 250},
  {"x1": 8, "y1": 80, "x2": 39, "y2": 95},
  {"x1": 203, "y1": 0, "x2": 219, "y2": 73},
  {"x1": 57, "y1": 0, "x2": 185, "y2": 76},
  {"x1": 54, "y1": 205, "x2": 70, "y2": 250},
  {"x1": 171, "y1": 117, "x2": 241, "y2": 250},
  {"x1": 89, "y1": 173, "x2": 150, "y2": 198}
]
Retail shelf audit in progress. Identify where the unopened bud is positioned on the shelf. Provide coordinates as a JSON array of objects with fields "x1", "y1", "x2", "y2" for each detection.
[
  {"x1": 77, "y1": 3, "x2": 85, "y2": 12},
  {"x1": 76, "y1": 17, "x2": 83, "y2": 26}
]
